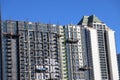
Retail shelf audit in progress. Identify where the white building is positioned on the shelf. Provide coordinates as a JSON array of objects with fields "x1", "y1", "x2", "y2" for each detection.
[{"x1": 78, "y1": 15, "x2": 119, "y2": 80}]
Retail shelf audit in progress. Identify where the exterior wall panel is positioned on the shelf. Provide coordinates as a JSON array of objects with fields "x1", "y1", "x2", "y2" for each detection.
[
  {"x1": 106, "y1": 30, "x2": 119, "y2": 80},
  {"x1": 87, "y1": 28, "x2": 101, "y2": 80}
]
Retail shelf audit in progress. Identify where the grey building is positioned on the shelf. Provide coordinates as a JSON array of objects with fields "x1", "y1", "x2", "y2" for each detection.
[
  {"x1": 0, "y1": 20, "x2": 64, "y2": 80},
  {"x1": 0, "y1": 20, "x2": 19, "y2": 80}
]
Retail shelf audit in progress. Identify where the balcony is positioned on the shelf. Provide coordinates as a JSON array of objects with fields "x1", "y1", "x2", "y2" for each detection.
[
  {"x1": 7, "y1": 50, "x2": 11, "y2": 53},
  {"x1": 6, "y1": 52, "x2": 11, "y2": 56},
  {"x1": 6, "y1": 42, "x2": 11, "y2": 45},
  {"x1": 7, "y1": 65, "x2": 12, "y2": 69},
  {"x1": 7, "y1": 73, "x2": 12, "y2": 77},
  {"x1": 50, "y1": 49, "x2": 57, "y2": 52},
  {"x1": 6, "y1": 39, "x2": 11, "y2": 41},
  {"x1": 6, "y1": 46, "x2": 11, "y2": 49},
  {"x1": 7, "y1": 61, "x2": 12, "y2": 64}
]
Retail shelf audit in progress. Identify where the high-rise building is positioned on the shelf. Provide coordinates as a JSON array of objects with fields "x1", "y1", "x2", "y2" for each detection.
[
  {"x1": 78, "y1": 15, "x2": 119, "y2": 80},
  {"x1": 65, "y1": 25, "x2": 88, "y2": 80},
  {"x1": 117, "y1": 53, "x2": 120, "y2": 80},
  {"x1": 0, "y1": 15, "x2": 119, "y2": 80},
  {"x1": 0, "y1": 20, "x2": 68, "y2": 80}
]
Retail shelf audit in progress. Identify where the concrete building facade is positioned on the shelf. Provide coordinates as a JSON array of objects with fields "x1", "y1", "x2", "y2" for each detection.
[{"x1": 0, "y1": 20, "x2": 68, "y2": 80}]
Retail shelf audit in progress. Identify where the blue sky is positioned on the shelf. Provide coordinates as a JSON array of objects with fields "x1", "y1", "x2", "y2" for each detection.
[{"x1": 1, "y1": 0, "x2": 120, "y2": 53}]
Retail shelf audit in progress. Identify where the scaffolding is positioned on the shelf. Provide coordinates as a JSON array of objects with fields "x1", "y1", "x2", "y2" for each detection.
[{"x1": 18, "y1": 22, "x2": 62, "y2": 80}]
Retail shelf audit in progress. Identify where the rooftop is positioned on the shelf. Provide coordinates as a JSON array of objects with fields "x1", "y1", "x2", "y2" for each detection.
[{"x1": 78, "y1": 15, "x2": 102, "y2": 25}]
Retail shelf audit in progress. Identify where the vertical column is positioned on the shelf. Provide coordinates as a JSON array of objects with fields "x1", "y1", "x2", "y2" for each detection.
[
  {"x1": 86, "y1": 28, "x2": 101, "y2": 80},
  {"x1": 105, "y1": 30, "x2": 119, "y2": 80}
]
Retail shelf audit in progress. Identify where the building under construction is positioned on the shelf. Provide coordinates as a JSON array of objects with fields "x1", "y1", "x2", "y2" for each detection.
[
  {"x1": 0, "y1": 20, "x2": 68, "y2": 80},
  {"x1": 65, "y1": 25, "x2": 88, "y2": 80},
  {"x1": 0, "y1": 15, "x2": 119, "y2": 80}
]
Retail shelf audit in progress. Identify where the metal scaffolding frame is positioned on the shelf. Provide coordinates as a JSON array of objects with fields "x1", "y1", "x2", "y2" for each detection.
[{"x1": 18, "y1": 22, "x2": 62, "y2": 80}]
